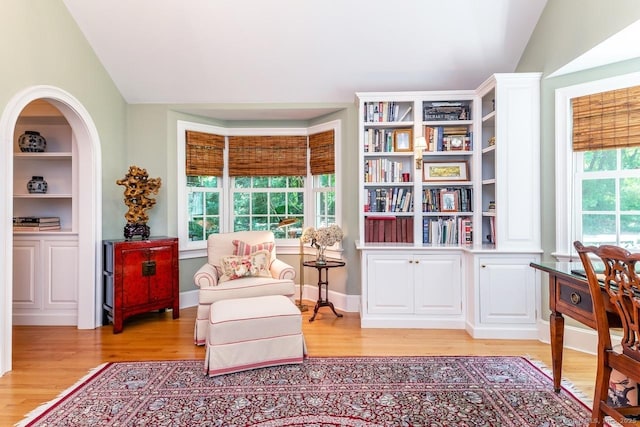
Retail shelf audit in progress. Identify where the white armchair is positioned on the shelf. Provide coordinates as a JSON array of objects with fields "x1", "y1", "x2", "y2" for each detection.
[{"x1": 193, "y1": 230, "x2": 296, "y2": 345}]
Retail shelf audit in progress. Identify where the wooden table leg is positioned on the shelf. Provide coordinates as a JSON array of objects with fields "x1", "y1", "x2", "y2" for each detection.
[{"x1": 550, "y1": 311, "x2": 565, "y2": 393}]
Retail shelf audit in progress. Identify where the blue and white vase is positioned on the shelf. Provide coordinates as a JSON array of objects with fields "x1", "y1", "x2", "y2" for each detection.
[
  {"x1": 18, "y1": 131, "x2": 47, "y2": 153},
  {"x1": 27, "y1": 176, "x2": 48, "y2": 194}
]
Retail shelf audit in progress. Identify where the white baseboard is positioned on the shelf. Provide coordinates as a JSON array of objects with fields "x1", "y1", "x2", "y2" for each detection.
[
  {"x1": 180, "y1": 285, "x2": 361, "y2": 313},
  {"x1": 537, "y1": 318, "x2": 597, "y2": 355}
]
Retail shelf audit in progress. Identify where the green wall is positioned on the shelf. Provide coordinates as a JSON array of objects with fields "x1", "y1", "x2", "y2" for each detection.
[
  {"x1": 1, "y1": 0, "x2": 127, "y2": 238},
  {"x1": 516, "y1": 0, "x2": 640, "y2": 322}
]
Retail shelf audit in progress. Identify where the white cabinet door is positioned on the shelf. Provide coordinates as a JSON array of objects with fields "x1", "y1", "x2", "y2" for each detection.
[
  {"x1": 478, "y1": 257, "x2": 536, "y2": 324},
  {"x1": 414, "y1": 254, "x2": 462, "y2": 315},
  {"x1": 13, "y1": 240, "x2": 40, "y2": 310},
  {"x1": 366, "y1": 253, "x2": 413, "y2": 314},
  {"x1": 13, "y1": 235, "x2": 78, "y2": 325},
  {"x1": 43, "y1": 239, "x2": 78, "y2": 311}
]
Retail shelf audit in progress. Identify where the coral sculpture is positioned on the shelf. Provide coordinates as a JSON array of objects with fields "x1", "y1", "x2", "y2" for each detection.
[{"x1": 116, "y1": 165, "x2": 162, "y2": 239}]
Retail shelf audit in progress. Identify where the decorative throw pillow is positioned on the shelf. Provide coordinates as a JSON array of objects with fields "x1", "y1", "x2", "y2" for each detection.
[
  {"x1": 232, "y1": 240, "x2": 274, "y2": 257},
  {"x1": 219, "y1": 250, "x2": 272, "y2": 283}
]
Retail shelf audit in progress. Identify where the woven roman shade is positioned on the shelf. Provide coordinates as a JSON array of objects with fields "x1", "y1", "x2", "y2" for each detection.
[
  {"x1": 572, "y1": 85, "x2": 640, "y2": 152},
  {"x1": 185, "y1": 131, "x2": 225, "y2": 176},
  {"x1": 309, "y1": 130, "x2": 335, "y2": 175},
  {"x1": 228, "y1": 135, "x2": 307, "y2": 176}
]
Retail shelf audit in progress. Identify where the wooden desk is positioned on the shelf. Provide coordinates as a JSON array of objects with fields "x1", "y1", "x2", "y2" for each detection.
[{"x1": 530, "y1": 261, "x2": 620, "y2": 392}]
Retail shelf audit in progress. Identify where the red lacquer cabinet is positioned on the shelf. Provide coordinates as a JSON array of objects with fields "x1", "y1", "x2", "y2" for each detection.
[{"x1": 103, "y1": 237, "x2": 179, "y2": 333}]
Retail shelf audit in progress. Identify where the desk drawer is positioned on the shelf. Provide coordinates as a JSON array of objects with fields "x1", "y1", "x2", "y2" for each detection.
[{"x1": 555, "y1": 278, "x2": 595, "y2": 327}]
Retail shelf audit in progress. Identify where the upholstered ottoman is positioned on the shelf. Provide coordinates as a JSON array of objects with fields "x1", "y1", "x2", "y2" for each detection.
[{"x1": 205, "y1": 295, "x2": 305, "y2": 376}]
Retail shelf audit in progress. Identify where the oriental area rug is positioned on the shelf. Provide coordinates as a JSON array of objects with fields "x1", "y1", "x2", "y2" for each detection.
[{"x1": 18, "y1": 356, "x2": 593, "y2": 426}]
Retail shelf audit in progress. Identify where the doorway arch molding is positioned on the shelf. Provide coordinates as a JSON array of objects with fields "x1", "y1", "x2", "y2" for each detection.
[{"x1": 0, "y1": 85, "x2": 102, "y2": 375}]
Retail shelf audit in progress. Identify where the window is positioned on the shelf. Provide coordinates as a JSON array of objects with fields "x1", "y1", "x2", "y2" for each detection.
[
  {"x1": 232, "y1": 176, "x2": 304, "y2": 237},
  {"x1": 313, "y1": 173, "x2": 336, "y2": 228},
  {"x1": 187, "y1": 176, "x2": 221, "y2": 242},
  {"x1": 575, "y1": 149, "x2": 640, "y2": 248},
  {"x1": 555, "y1": 72, "x2": 640, "y2": 259},
  {"x1": 177, "y1": 120, "x2": 341, "y2": 257}
]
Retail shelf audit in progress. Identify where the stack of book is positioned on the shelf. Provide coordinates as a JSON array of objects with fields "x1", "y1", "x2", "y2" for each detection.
[{"x1": 13, "y1": 216, "x2": 61, "y2": 231}]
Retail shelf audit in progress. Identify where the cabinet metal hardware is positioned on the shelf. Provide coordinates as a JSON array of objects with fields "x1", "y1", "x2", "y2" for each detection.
[
  {"x1": 570, "y1": 292, "x2": 581, "y2": 305},
  {"x1": 142, "y1": 260, "x2": 156, "y2": 276}
]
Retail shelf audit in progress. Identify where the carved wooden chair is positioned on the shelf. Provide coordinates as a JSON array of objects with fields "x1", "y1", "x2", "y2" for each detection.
[{"x1": 573, "y1": 241, "x2": 640, "y2": 425}]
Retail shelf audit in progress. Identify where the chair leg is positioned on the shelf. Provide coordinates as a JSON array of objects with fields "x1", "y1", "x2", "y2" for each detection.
[{"x1": 591, "y1": 362, "x2": 612, "y2": 425}]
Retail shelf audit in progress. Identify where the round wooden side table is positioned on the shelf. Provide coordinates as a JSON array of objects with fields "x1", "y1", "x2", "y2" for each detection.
[{"x1": 303, "y1": 259, "x2": 345, "y2": 322}]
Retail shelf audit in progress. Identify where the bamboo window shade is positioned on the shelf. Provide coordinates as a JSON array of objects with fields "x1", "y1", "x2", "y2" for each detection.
[
  {"x1": 227, "y1": 135, "x2": 307, "y2": 176},
  {"x1": 572, "y1": 85, "x2": 640, "y2": 152},
  {"x1": 309, "y1": 130, "x2": 335, "y2": 175},
  {"x1": 185, "y1": 131, "x2": 225, "y2": 176}
]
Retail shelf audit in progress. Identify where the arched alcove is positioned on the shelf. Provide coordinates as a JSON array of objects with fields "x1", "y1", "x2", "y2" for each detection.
[{"x1": 0, "y1": 86, "x2": 102, "y2": 375}]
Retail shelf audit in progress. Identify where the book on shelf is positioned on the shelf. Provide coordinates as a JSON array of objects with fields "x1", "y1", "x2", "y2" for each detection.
[
  {"x1": 365, "y1": 187, "x2": 413, "y2": 213},
  {"x1": 364, "y1": 216, "x2": 413, "y2": 243},
  {"x1": 364, "y1": 101, "x2": 402, "y2": 123},
  {"x1": 14, "y1": 225, "x2": 61, "y2": 231},
  {"x1": 423, "y1": 101, "x2": 471, "y2": 121},
  {"x1": 423, "y1": 216, "x2": 471, "y2": 245},
  {"x1": 424, "y1": 125, "x2": 472, "y2": 152},
  {"x1": 13, "y1": 216, "x2": 60, "y2": 224}
]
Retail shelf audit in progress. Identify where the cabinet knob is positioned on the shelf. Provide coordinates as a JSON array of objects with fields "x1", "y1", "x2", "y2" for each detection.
[
  {"x1": 481, "y1": 264, "x2": 486, "y2": 268},
  {"x1": 570, "y1": 292, "x2": 581, "y2": 305},
  {"x1": 409, "y1": 260, "x2": 414, "y2": 263}
]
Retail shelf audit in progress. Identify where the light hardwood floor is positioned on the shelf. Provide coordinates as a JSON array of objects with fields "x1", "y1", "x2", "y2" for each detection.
[{"x1": 0, "y1": 304, "x2": 597, "y2": 425}]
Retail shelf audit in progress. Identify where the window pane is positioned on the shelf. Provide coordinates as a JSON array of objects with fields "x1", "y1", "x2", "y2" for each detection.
[
  {"x1": 583, "y1": 150, "x2": 616, "y2": 172},
  {"x1": 189, "y1": 216, "x2": 204, "y2": 241},
  {"x1": 621, "y1": 178, "x2": 640, "y2": 210},
  {"x1": 270, "y1": 192, "x2": 286, "y2": 215},
  {"x1": 205, "y1": 218, "x2": 219, "y2": 238},
  {"x1": 289, "y1": 176, "x2": 304, "y2": 188},
  {"x1": 234, "y1": 177, "x2": 250, "y2": 188},
  {"x1": 189, "y1": 192, "x2": 203, "y2": 216},
  {"x1": 582, "y1": 179, "x2": 615, "y2": 211},
  {"x1": 187, "y1": 176, "x2": 218, "y2": 187},
  {"x1": 251, "y1": 216, "x2": 269, "y2": 230},
  {"x1": 234, "y1": 193, "x2": 250, "y2": 215},
  {"x1": 288, "y1": 192, "x2": 303, "y2": 215},
  {"x1": 621, "y1": 215, "x2": 640, "y2": 248},
  {"x1": 252, "y1": 193, "x2": 268, "y2": 214},
  {"x1": 253, "y1": 177, "x2": 269, "y2": 188},
  {"x1": 271, "y1": 176, "x2": 286, "y2": 188},
  {"x1": 205, "y1": 192, "x2": 219, "y2": 214},
  {"x1": 234, "y1": 216, "x2": 249, "y2": 231},
  {"x1": 622, "y1": 148, "x2": 640, "y2": 170},
  {"x1": 582, "y1": 214, "x2": 616, "y2": 245}
]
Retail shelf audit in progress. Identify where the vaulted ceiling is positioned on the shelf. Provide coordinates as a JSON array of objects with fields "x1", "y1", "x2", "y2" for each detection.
[{"x1": 63, "y1": 0, "x2": 549, "y2": 120}]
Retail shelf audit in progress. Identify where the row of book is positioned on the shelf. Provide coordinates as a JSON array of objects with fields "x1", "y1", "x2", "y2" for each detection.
[
  {"x1": 13, "y1": 216, "x2": 61, "y2": 231},
  {"x1": 365, "y1": 217, "x2": 414, "y2": 243},
  {"x1": 423, "y1": 187, "x2": 473, "y2": 213},
  {"x1": 424, "y1": 126, "x2": 472, "y2": 152},
  {"x1": 364, "y1": 187, "x2": 413, "y2": 213},
  {"x1": 364, "y1": 128, "x2": 395, "y2": 153},
  {"x1": 364, "y1": 158, "x2": 407, "y2": 183},
  {"x1": 364, "y1": 102, "x2": 411, "y2": 123},
  {"x1": 423, "y1": 101, "x2": 471, "y2": 121},
  {"x1": 423, "y1": 217, "x2": 473, "y2": 245}
]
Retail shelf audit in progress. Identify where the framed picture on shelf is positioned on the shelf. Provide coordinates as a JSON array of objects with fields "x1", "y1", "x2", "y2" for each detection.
[
  {"x1": 440, "y1": 190, "x2": 458, "y2": 212},
  {"x1": 423, "y1": 161, "x2": 469, "y2": 182},
  {"x1": 393, "y1": 129, "x2": 413, "y2": 152}
]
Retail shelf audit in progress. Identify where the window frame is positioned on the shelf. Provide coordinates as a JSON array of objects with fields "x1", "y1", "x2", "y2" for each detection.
[
  {"x1": 554, "y1": 71, "x2": 640, "y2": 260},
  {"x1": 177, "y1": 120, "x2": 342, "y2": 259}
]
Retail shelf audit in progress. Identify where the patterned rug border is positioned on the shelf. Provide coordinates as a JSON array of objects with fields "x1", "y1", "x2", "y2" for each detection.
[{"x1": 16, "y1": 355, "x2": 594, "y2": 427}]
